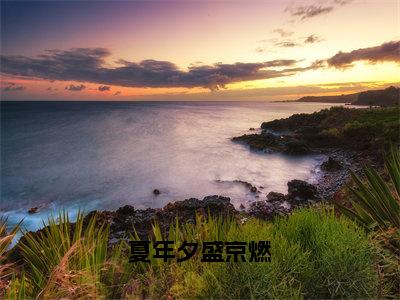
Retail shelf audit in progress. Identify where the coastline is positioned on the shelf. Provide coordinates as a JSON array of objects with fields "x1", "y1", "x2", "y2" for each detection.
[{"x1": 7, "y1": 104, "x2": 397, "y2": 251}]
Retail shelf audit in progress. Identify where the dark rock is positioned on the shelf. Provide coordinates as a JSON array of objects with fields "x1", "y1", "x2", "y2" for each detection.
[
  {"x1": 28, "y1": 207, "x2": 38, "y2": 214},
  {"x1": 116, "y1": 205, "x2": 135, "y2": 216},
  {"x1": 233, "y1": 180, "x2": 259, "y2": 193},
  {"x1": 153, "y1": 189, "x2": 160, "y2": 195},
  {"x1": 287, "y1": 179, "x2": 318, "y2": 201},
  {"x1": 249, "y1": 127, "x2": 255, "y2": 131},
  {"x1": 284, "y1": 140, "x2": 311, "y2": 155},
  {"x1": 232, "y1": 133, "x2": 285, "y2": 152},
  {"x1": 239, "y1": 204, "x2": 245, "y2": 210},
  {"x1": 266, "y1": 192, "x2": 286, "y2": 202},
  {"x1": 321, "y1": 156, "x2": 342, "y2": 171},
  {"x1": 248, "y1": 200, "x2": 291, "y2": 220}
]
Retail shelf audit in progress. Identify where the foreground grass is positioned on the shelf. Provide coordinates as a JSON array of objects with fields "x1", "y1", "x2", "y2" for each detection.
[{"x1": 4, "y1": 208, "x2": 380, "y2": 299}]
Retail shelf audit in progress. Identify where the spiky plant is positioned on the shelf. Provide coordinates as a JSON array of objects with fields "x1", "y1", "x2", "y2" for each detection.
[
  {"x1": 338, "y1": 147, "x2": 400, "y2": 230},
  {"x1": 18, "y1": 211, "x2": 109, "y2": 298},
  {"x1": 0, "y1": 218, "x2": 21, "y2": 296}
]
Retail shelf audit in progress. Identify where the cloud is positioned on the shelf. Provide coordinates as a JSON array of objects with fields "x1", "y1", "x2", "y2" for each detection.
[
  {"x1": 327, "y1": 41, "x2": 400, "y2": 68},
  {"x1": 286, "y1": 5, "x2": 333, "y2": 20},
  {"x1": 2, "y1": 82, "x2": 25, "y2": 92},
  {"x1": 113, "y1": 91, "x2": 121, "y2": 96},
  {"x1": 65, "y1": 84, "x2": 86, "y2": 91},
  {"x1": 273, "y1": 28, "x2": 294, "y2": 37},
  {"x1": 274, "y1": 40, "x2": 300, "y2": 48},
  {"x1": 304, "y1": 34, "x2": 324, "y2": 44},
  {"x1": 1, "y1": 48, "x2": 318, "y2": 90},
  {"x1": 98, "y1": 85, "x2": 110, "y2": 91},
  {"x1": 286, "y1": 0, "x2": 353, "y2": 21}
]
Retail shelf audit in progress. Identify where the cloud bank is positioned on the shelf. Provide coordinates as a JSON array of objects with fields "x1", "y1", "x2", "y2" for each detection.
[
  {"x1": 327, "y1": 41, "x2": 400, "y2": 68},
  {"x1": 1, "y1": 48, "x2": 319, "y2": 90}
]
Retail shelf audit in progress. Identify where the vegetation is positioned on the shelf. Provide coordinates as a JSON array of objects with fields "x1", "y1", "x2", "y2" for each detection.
[
  {"x1": 2, "y1": 147, "x2": 399, "y2": 299},
  {"x1": 262, "y1": 106, "x2": 399, "y2": 151},
  {"x1": 3, "y1": 208, "x2": 379, "y2": 299},
  {"x1": 338, "y1": 147, "x2": 400, "y2": 230}
]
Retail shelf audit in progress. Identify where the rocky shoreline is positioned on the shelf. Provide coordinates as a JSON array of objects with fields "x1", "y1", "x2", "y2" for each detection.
[{"x1": 11, "y1": 105, "x2": 396, "y2": 262}]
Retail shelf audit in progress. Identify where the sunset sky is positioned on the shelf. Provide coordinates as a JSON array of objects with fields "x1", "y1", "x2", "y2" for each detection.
[{"x1": 1, "y1": 0, "x2": 399, "y2": 101}]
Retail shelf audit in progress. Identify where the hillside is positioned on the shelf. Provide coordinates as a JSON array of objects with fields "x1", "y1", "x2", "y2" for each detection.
[{"x1": 295, "y1": 86, "x2": 399, "y2": 106}]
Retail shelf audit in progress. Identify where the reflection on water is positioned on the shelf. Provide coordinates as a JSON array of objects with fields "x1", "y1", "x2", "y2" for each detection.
[{"x1": 1, "y1": 101, "x2": 335, "y2": 231}]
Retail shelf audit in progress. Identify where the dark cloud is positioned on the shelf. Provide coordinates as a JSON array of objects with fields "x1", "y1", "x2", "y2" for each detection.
[
  {"x1": 113, "y1": 91, "x2": 121, "y2": 96},
  {"x1": 1, "y1": 48, "x2": 316, "y2": 90},
  {"x1": 304, "y1": 34, "x2": 324, "y2": 44},
  {"x1": 327, "y1": 41, "x2": 400, "y2": 68},
  {"x1": 65, "y1": 84, "x2": 86, "y2": 91},
  {"x1": 2, "y1": 82, "x2": 25, "y2": 92},
  {"x1": 273, "y1": 28, "x2": 294, "y2": 37},
  {"x1": 98, "y1": 85, "x2": 111, "y2": 91}
]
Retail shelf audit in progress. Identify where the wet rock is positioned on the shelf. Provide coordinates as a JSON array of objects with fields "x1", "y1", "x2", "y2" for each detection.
[
  {"x1": 28, "y1": 207, "x2": 39, "y2": 214},
  {"x1": 266, "y1": 192, "x2": 286, "y2": 202},
  {"x1": 233, "y1": 180, "x2": 259, "y2": 193},
  {"x1": 153, "y1": 189, "x2": 160, "y2": 195},
  {"x1": 287, "y1": 180, "x2": 318, "y2": 202},
  {"x1": 321, "y1": 156, "x2": 342, "y2": 171}
]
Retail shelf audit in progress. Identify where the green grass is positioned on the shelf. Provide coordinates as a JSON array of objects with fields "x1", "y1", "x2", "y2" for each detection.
[
  {"x1": 2, "y1": 208, "x2": 383, "y2": 299},
  {"x1": 122, "y1": 208, "x2": 377, "y2": 299}
]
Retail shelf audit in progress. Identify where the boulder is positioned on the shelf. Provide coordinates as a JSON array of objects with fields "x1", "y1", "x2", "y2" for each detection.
[
  {"x1": 321, "y1": 157, "x2": 342, "y2": 171},
  {"x1": 266, "y1": 192, "x2": 286, "y2": 202},
  {"x1": 116, "y1": 205, "x2": 135, "y2": 216},
  {"x1": 287, "y1": 179, "x2": 318, "y2": 201},
  {"x1": 153, "y1": 189, "x2": 160, "y2": 195}
]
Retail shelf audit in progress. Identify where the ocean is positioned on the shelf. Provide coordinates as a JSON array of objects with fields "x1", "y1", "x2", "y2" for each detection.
[{"x1": 1, "y1": 101, "x2": 336, "y2": 231}]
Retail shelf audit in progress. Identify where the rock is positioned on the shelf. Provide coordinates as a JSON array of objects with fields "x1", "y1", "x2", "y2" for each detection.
[
  {"x1": 116, "y1": 205, "x2": 135, "y2": 216},
  {"x1": 248, "y1": 200, "x2": 290, "y2": 220},
  {"x1": 239, "y1": 204, "x2": 245, "y2": 210},
  {"x1": 287, "y1": 179, "x2": 318, "y2": 202},
  {"x1": 266, "y1": 192, "x2": 286, "y2": 202},
  {"x1": 233, "y1": 180, "x2": 259, "y2": 193},
  {"x1": 153, "y1": 189, "x2": 160, "y2": 195},
  {"x1": 284, "y1": 140, "x2": 310, "y2": 155},
  {"x1": 28, "y1": 207, "x2": 38, "y2": 214},
  {"x1": 249, "y1": 127, "x2": 255, "y2": 131},
  {"x1": 321, "y1": 156, "x2": 342, "y2": 171}
]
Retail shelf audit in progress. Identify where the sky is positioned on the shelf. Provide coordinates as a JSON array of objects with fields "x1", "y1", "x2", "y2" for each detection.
[{"x1": 0, "y1": 0, "x2": 399, "y2": 101}]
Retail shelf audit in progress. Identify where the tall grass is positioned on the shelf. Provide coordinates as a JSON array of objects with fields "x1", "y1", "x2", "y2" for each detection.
[
  {"x1": 4, "y1": 208, "x2": 379, "y2": 299},
  {"x1": 122, "y1": 209, "x2": 377, "y2": 299}
]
